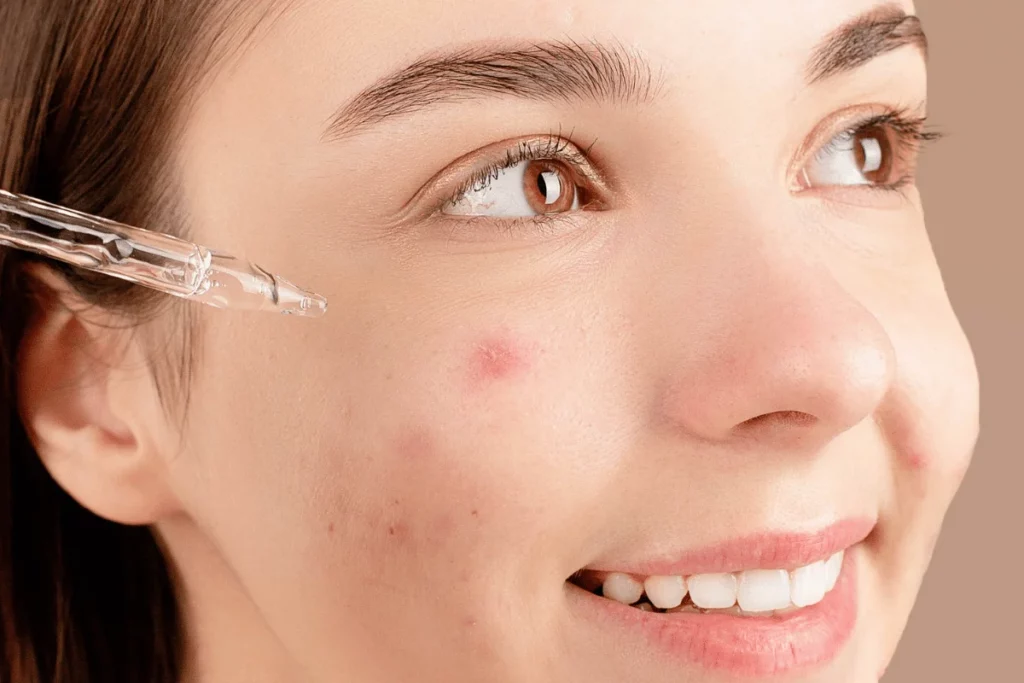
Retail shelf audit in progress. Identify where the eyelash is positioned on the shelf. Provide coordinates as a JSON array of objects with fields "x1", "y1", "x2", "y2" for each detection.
[
  {"x1": 443, "y1": 132, "x2": 598, "y2": 209},
  {"x1": 439, "y1": 108, "x2": 944, "y2": 227},
  {"x1": 813, "y1": 107, "x2": 944, "y2": 195}
]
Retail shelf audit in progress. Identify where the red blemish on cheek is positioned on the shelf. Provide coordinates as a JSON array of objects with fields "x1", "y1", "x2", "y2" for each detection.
[
  {"x1": 467, "y1": 334, "x2": 532, "y2": 388},
  {"x1": 394, "y1": 426, "x2": 436, "y2": 462}
]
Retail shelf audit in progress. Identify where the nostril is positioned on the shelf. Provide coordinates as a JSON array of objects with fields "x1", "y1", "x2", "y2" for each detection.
[{"x1": 742, "y1": 410, "x2": 818, "y2": 429}]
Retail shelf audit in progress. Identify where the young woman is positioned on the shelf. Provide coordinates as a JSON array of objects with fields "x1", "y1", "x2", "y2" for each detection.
[{"x1": 0, "y1": 1, "x2": 980, "y2": 681}]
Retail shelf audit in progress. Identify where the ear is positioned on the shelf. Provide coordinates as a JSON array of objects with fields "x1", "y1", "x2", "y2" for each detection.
[{"x1": 16, "y1": 265, "x2": 184, "y2": 525}]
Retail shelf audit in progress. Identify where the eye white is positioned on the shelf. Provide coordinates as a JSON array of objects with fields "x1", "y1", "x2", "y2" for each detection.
[
  {"x1": 802, "y1": 131, "x2": 884, "y2": 187},
  {"x1": 443, "y1": 160, "x2": 579, "y2": 217}
]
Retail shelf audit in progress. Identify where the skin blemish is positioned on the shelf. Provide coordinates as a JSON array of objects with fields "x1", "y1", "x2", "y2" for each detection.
[
  {"x1": 467, "y1": 333, "x2": 533, "y2": 389},
  {"x1": 903, "y1": 449, "x2": 930, "y2": 471},
  {"x1": 327, "y1": 522, "x2": 335, "y2": 534},
  {"x1": 394, "y1": 426, "x2": 436, "y2": 462},
  {"x1": 387, "y1": 521, "x2": 409, "y2": 540}
]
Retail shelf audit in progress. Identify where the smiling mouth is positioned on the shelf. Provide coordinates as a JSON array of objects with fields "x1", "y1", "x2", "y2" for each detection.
[
  {"x1": 569, "y1": 548, "x2": 845, "y2": 616},
  {"x1": 564, "y1": 518, "x2": 875, "y2": 677}
]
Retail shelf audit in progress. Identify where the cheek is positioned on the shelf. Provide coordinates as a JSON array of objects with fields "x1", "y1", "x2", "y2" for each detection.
[{"x1": 465, "y1": 332, "x2": 536, "y2": 391}]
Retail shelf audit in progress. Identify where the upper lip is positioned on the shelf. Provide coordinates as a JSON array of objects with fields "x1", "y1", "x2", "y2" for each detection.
[{"x1": 582, "y1": 517, "x2": 876, "y2": 577}]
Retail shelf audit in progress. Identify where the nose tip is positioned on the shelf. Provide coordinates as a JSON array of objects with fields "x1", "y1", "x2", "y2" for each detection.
[{"x1": 658, "y1": 272, "x2": 896, "y2": 449}]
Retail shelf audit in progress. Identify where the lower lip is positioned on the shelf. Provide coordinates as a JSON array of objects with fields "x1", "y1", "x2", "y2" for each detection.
[{"x1": 568, "y1": 550, "x2": 859, "y2": 678}]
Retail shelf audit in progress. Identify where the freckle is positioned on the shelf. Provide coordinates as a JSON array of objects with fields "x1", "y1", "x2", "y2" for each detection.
[
  {"x1": 387, "y1": 521, "x2": 409, "y2": 540},
  {"x1": 470, "y1": 509, "x2": 479, "y2": 518},
  {"x1": 328, "y1": 522, "x2": 335, "y2": 534},
  {"x1": 468, "y1": 334, "x2": 532, "y2": 388}
]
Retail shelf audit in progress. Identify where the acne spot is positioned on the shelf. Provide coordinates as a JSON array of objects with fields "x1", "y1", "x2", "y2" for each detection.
[
  {"x1": 468, "y1": 334, "x2": 532, "y2": 388},
  {"x1": 327, "y1": 522, "x2": 335, "y2": 534},
  {"x1": 394, "y1": 426, "x2": 436, "y2": 462},
  {"x1": 903, "y1": 449, "x2": 930, "y2": 471},
  {"x1": 387, "y1": 521, "x2": 409, "y2": 540}
]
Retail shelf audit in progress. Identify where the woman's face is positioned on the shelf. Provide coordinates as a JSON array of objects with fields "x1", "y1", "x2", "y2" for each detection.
[{"x1": 160, "y1": 0, "x2": 979, "y2": 681}]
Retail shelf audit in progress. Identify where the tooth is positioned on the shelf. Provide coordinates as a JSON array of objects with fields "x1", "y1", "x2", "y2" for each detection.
[
  {"x1": 643, "y1": 575, "x2": 687, "y2": 610},
  {"x1": 790, "y1": 560, "x2": 828, "y2": 607},
  {"x1": 602, "y1": 573, "x2": 644, "y2": 605},
  {"x1": 737, "y1": 569, "x2": 791, "y2": 613},
  {"x1": 825, "y1": 551, "x2": 844, "y2": 591},
  {"x1": 687, "y1": 573, "x2": 738, "y2": 609}
]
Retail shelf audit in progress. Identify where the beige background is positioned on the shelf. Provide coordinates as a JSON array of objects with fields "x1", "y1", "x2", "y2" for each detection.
[{"x1": 885, "y1": 2, "x2": 1022, "y2": 681}]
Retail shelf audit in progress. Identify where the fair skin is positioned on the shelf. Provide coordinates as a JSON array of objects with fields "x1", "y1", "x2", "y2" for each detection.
[{"x1": 18, "y1": 0, "x2": 980, "y2": 681}]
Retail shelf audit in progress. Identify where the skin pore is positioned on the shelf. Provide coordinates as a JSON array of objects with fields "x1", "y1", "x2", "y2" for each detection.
[{"x1": 17, "y1": 0, "x2": 979, "y2": 682}]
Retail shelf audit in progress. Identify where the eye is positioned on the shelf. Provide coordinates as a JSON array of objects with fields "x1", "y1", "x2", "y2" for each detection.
[
  {"x1": 801, "y1": 124, "x2": 895, "y2": 187},
  {"x1": 443, "y1": 159, "x2": 581, "y2": 217},
  {"x1": 441, "y1": 138, "x2": 596, "y2": 218},
  {"x1": 796, "y1": 110, "x2": 939, "y2": 193}
]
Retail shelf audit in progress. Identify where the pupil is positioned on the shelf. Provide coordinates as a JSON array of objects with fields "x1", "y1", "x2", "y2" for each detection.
[{"x1": 537, "y1": 173, "x2": 547, "y2": 197}]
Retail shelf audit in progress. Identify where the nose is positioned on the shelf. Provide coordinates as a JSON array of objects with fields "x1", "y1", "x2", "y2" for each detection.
[{"x1": 656, "y1": 243, "x2": 896, "y2": 450}]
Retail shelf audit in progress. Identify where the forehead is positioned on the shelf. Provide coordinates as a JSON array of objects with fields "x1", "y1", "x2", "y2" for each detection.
[{"x1": 273, "y1": 0, "x2": 916, "y2": 77}]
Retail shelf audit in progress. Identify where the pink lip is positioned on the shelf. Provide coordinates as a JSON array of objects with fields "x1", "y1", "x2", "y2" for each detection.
[
  {"x1": 570, "y1": 549, "x2": 860, "y2": 677},
  {"x1": 586, "y1": 518, "x2": 875, "y2": 576}
]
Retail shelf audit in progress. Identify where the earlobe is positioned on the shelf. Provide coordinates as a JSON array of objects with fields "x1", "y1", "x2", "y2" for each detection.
[{"x1": 16, "y1": 265, "x2": 183, "y2": 525}]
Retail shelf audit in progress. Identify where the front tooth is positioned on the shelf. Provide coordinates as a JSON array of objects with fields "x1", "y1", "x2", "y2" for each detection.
[
  {"x1": 644, "y1": 575, "x2": 687, "y2": 610},
  {"x1": 603, "y1": 573, "x2": 644, "y2": 605},
  {"x1": 825, "y1": 551, "x2": 844, "y2": 591},
  {"x1": 790, "y1": 561, "x2": 828, "y2": 607},
  {"x1": 687, "y1": 573, "x2": 738, "y2": 609},
  {"x1": 737, "y1": 569, "x2": 791, "y2": 613}
]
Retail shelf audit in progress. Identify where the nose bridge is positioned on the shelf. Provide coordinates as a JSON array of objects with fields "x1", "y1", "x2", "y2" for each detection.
[{"x1": 651, "y1": 201, "x2": 896, "y2": 450}]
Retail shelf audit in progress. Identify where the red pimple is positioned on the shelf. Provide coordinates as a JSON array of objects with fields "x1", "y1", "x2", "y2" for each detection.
[
  {"x1": 903, "y1": 449, "x2": 930, "y2": 470},
  {"x1": 468, "y1": 334, "x2": 531, "y2": 388}
]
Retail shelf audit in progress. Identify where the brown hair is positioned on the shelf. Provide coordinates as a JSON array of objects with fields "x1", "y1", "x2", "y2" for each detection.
[{"x1": 0, "y1": 1, "x2": 273, "y2": 680}]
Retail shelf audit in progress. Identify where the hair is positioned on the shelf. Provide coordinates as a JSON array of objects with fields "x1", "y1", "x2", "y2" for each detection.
[{"x1": 0, "y1": 1, "x2": 277, "y2": 680}]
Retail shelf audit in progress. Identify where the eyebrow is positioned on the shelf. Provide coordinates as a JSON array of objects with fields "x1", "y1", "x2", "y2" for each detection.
[
  {"x1": 323, "y1": 5, "x2": 927, "y2": 141},
  {"x1": 321, "y1": 40, "x2": 660, "y2": 141},
  {"x1": 807, "y1": 4, "x2": 927, "y2": 83}
]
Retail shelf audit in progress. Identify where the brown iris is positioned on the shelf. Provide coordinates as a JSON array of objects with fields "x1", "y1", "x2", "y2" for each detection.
[
  {"x1": 522, "y1": 160, "x2": 577, "y2": 214},
  {"x1": 852, "y1": 125, "x2": 895, "y2": 184}
]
